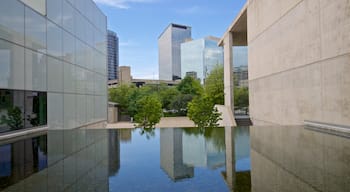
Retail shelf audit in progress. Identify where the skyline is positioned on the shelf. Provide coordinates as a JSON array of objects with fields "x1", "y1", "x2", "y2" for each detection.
[{"x1": 93, "y1": 0, "x2": 247, "y2": 79}]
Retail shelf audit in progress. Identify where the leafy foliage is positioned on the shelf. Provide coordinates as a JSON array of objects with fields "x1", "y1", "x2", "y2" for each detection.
[
  {"x1": 0, "y1": 106, "x2": 23, "y2": 130},
  {"x1": 234, "y1": 87, "x2": 249, "y2": 108},
  {"x1": 204, "y1": 65, "x2": 224, "y2": 105},
  {"x1": 177, "y1": 76, "x2": 203, "y2": 96},
  {"x1": 170, "y1": 94, "x2": 193, "y2": 116},
  {"x1": 159, "y1": 87, "x2": 180, "y2": 110},
  {"x1": 109, "y1": 84, "x2": 136, "y2": 113},
  {"x1": 134, "y1": 95, "x2": 162, "y2": 128},
  {"x1": 187, "y1": 95, "x2": 222, "y2": 128}
]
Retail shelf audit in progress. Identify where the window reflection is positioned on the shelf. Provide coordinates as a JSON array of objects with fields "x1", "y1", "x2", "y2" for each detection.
[{"x1": 0, "y1": 89, "x2": 47, "y2": 133}]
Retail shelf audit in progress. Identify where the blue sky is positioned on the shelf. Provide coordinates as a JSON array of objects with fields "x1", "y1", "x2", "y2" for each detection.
[{"x1": 93, "y1": 0, "x2": 247, "y2": 79}]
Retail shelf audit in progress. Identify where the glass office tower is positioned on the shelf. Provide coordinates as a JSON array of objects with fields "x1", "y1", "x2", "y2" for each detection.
[
  {"x1": 0, "y1": 0, "x2": 107, "y2": 133},
  {"x1": 181, "y1": 37, "x2": 223, "y2": 84},
  {"x1": 158, "y1": 23, "x2": 191, "y2": 81},
  {"x1": 107, "y1": 30, "x2": 119, "y2": 80}
]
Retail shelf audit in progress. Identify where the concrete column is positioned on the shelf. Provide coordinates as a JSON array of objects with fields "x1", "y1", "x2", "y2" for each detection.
[{"x1": 223, "y1": 33, "x2": 234, "y2": 112}]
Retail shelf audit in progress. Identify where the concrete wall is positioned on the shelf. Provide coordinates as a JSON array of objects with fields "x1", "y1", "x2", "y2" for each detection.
[{"x1": 248, "y1": 0, "x2": 350, "y2": 125}]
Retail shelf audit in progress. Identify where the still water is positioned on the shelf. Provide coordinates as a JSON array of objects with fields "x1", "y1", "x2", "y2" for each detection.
[{"x1": 0, "y1": 126, "x2": 349, "y2": 192}]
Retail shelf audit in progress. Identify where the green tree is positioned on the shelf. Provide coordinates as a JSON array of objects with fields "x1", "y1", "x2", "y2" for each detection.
[
  {"x1": 204, "y1": 65, "x2": 224, "y2": 105},
  {"x1": 187, "y1": 95, "x2": 222, "y2": 128},
  {"x1": 159, "y1": 87, "x2": 180, "y2": 110},
  {"x1": 234, "y1": 87, "x2": 249, "y2": 109},
  {"x1": 134, "y1": 95, "x2": 162, "y2": 128},
  {"x1": 0, "y1": 106, "x2": 23, "y2": 130},
  {"x1": 177, "y1": 76, "x2": 203, "y2": 96},
  {"x1": 170, "y1": 94, "x2": 193, "y2": 116},
  {"x1": 109, "y1": 84, "x2": 135, "y2": 113}
]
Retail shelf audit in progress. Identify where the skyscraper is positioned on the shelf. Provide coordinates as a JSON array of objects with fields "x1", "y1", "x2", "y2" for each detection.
[
  {"x1": 181, "y1": 36, "x2": 223, "y2": 84},
  {"x1": 158, "y1": 23, "x2": 191, "y2": 81},
  {"x1": 108, "y1": 30, "x2": 119, "y2": 80}
]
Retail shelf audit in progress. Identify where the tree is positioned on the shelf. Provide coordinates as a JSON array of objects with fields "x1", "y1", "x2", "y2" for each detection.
[
  {"x1": 170, "y1": 94, "x2": 193, "y2": 116},
  {"x1": 109, "y1": 84, "x2": 135, "y2": 113},
  {"x1": 234, "y1": 87, "x2": 249, "y2": 109},
  {"x1": 159, "y1": 87, "x2": 180, "y2": 110},
  {"x1": 0, "y1": 106, "x2": 23, "y2": 130},
  {"x1": 134, "y1": 95, "x2": 162, "y2": 128},
  {"x1": 187, "y1": 95, "x2": 222, "y2": 128},
  {"x1": 177, "y1": 76, "x2": 203, "y2": 96},
  {"x1": 204, "y1": 65, "x2": 224, "y2": 105}
]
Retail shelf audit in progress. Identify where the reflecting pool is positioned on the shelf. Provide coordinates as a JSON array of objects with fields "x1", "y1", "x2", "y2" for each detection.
[{"x1": 0, "y1": 126, "x2": 349, "y2": 192}]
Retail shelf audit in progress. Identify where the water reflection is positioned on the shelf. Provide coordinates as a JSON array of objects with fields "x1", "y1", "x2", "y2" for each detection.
[
  {"x1": 1, "y1": 125, "x2": 347, "y2": 191},
  {"x1": 160, "y1": 128, "x2": 194, "y2": 181},
  {"x1": 1, "y1": 129, "x2": 110, "y2": 192},
  {"x1": 0, "y1": 134, "x2": 47, "y2": 191},
  {"x1": 250, "y1": 126, "x2": 350, "y2": 192}
]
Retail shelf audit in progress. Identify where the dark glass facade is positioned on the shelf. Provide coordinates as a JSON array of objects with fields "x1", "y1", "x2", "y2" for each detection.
[{"x1": 0, "y1": 89, "x2": 47, "y2": 133}]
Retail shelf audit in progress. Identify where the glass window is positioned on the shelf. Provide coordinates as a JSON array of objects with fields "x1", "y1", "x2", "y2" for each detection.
[
  {"x1": 0, "y1": 0, "x2": 25, "y2": 46},
  {"x1": 62, "y1": 0, "x2": 74, "y2": 34},
  {"x1": 25, "y1": 49, "x2": 47, "y2": 91},
  {"x1": 21, "y1": 0, "x2": 46, "y2": 15},
  {"x1": 63, "y1": 94, "x2": 76, "y2": 129},
  {"x1": 63, "y1": 30, "x2": 75, "y2": 64},
  {"x1": 63, "y1": 62, "x2": 76, "y2": 93},
  {"x1": 0, "y1": 90, "x2": 24, "y2": 133},
  {"x1": 25, "y1": 7, "x2": 46, "y2": 53},
  {"x1": 47, "y1": 93, "x2": 63, "y2": 129},
  {"x1": 86, "y1": 95, "x2": 94, "y2": 124},
  {"x1": 0, "y1": 39, "x2": 25, "y2": 90},
  {"x1": 75, "y1": 67, "x2": 86, "y2": 94},
  {"x1": 0, "y1": 90, "x2": 47, "y2": 133},
  {"x1": 24, "y1": 91, "x2": 47, "y2": 128},
  {"x1": 47, "y1": 0, "x2": 62, "y2": 26},
  {"x1": 47, "y1": 56, "x2": 63, "y2": 92},
  {"x1": 76, "y1": 94, "x2": 86, "y2": 127},
  {"x1": 47, "y1": 21, "x2": 63, "y2": 58}
]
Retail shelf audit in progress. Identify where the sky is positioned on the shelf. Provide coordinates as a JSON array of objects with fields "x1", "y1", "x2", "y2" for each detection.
[{"x1": 93, "y1": 0, "x2": 247, "y2": 79}]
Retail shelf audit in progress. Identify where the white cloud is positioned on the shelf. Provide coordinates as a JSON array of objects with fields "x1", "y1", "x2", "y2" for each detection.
[{"x1": 93, "y1": 0, "x2": 156, "y2": 9}]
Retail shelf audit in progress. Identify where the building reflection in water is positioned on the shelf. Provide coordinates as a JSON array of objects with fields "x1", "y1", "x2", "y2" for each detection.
[
  {"x1": 1, "y1": 129, "x2": 110, "y2": 192},
  {"x1": 160, "y1": 128, "x2": 194, "y2": 181},
  {"x1": 108, "y1": 130, "x2": 120, "y2": 177},
  {"x1": 182, "y1": 128, "x2": 226, "y2": 169},
  {"x1": 250, "y1": 125, "x2": 350, "y2": 192},
  {"x1": 0, "y1": 134, "x2": 47, "y2": 191}
]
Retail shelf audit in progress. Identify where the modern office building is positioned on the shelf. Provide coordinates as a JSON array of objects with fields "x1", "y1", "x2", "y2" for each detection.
[
  {"x1": 181, "y1": 36, "x2": 223, "y2": 84},
  {"x1": 107, "y1": 30, "x2": 119, "y2": 80},
  {"x1": 158, "y1": 23, "x2": 191, "y2": 81},
  {"x1": 219, "y1": 1, "x2": 350, "y2": 126},
  {"x1": 233, "y1": 66, "x2": 248, "y2": 88},
  {"x1": 0, "y1": 0, "x2": 107, "y2": 134}
]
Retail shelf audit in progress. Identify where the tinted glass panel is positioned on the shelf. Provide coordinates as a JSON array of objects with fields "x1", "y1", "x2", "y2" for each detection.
[
  {"x1": 24, "y1": 91, "x2": 47, "y2": 128},
  {"x1": 0, "y1": 90, "x2": 47, "y2": 133}
]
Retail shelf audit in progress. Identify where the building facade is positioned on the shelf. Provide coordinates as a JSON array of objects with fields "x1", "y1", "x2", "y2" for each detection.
[
  {"x1": 233, "y1": 65, "x2": 248, "y2": 88},
  {"x1": 158, "y1": 23, "x2": 191, "y2": 81},
  {"x1": 107, "y1": 30, "x2": 119, "y2": 80},
  {"x1": 181, "y1": 36, "x2": 223, "y2": 84},
  {"x1": 220, "y1": 1, "x2": 350, "y2": 126},
  {"x1": 0, "y1": 0, "x2": 107, "y2": 133}
]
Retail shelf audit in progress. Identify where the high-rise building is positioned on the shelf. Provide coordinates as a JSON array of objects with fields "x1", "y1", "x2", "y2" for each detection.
[
  {"x1": 158, "y1": 23, "x2": 191, "y2": 81},
  {"x1": 181, "y1": 36, "x2": 223, "y2": 84},
  {"x1": 108, "y1": 30, "x2": 119, "y2": 80},
  {"x1": 0, "y1": 0, "x2": 108, "y2": 133}
]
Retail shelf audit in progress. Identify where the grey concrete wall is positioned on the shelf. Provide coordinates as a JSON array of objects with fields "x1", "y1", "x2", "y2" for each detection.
[{"x1": 248, "y1": 0, "x2": 350, "y2": 125}]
